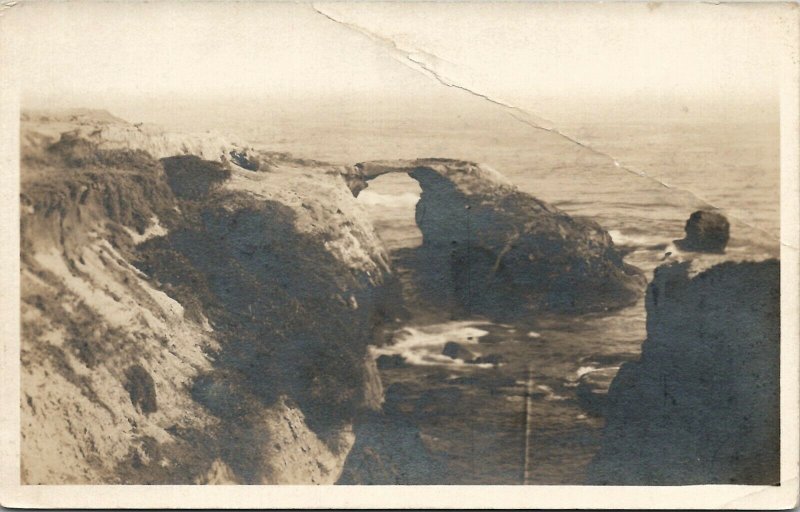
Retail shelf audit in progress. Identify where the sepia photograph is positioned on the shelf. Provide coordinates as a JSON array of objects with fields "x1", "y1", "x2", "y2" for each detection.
[{"x1": 0, "y1": 0, "x2": 798, "y2": 508}]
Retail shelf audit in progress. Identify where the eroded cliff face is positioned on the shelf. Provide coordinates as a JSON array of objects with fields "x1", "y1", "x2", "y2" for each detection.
[
  {"x1": 588, "y1": 259, "x2": 780, "y2": 485},
  {"x1": 20, "y1": 111, "x2": 395, "y2": 484},
  {"x1": 354, "y1": 159, "x2": 644, "y2": 320}
]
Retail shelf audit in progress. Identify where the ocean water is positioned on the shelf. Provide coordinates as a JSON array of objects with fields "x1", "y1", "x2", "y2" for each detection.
[{"x1": 133, "y1": 99, "x2": 780, "y2": 483}]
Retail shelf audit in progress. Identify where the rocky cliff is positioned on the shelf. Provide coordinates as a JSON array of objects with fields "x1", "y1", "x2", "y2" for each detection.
[
  {"x1": 587, "y1": 259, "x2": 780, "y2": 485},
  {"x1": 20, "y1": 111, "x2": 396, "y2": 484},
  {"x1": 20, "y1": 112, "x2": 649, "y2": 485},
  {"x1": 354, "y1": 159, "x2": 644, "y2": 320}
]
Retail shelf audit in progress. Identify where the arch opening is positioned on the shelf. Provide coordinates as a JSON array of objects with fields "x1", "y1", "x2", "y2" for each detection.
[{"x1": 356, "y1": 172, "x2": 422, "y2": 252}]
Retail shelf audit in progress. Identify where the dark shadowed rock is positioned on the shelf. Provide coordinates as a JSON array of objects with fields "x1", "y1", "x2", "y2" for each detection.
[
  {"x1": 338, "y1": 411, "x2": 445, "y2": 484},
  {"x1": 575, "y1": 367, "x2": 618, "y2": 417},
  {"x1": 376, "y1": 354, "x2": 408, "y2": 369},
  {"x1": 674, "y1": 210, "x2": 730, "y2": 253},
  {"x1": 588, "y1": 259, "x2": 780, "y2": 485},
  {"x1": 415, "y1": 387, "x2": 465, "y2": 418},
  {"x1": 190, "y1": 372, "x2": 263, "y2": 421},
  {"x1": 228, "y1": 150, "x2": 260, "y2": 171},
  {"x1": 352, "y1": 159, "x2": 645, "y2": 319},
  {"x1": 339, "y1": 381, "x2": 447, "y2": 484},
  {"x1": 160, "y1": 155, "x2": 231, "y2": 200},
  {"x1": 442, "y1": 341, "x2": 476, "y2": 361},
  {"x1": 137, "y1": 195, "x2": 401, "y2": 442},
  {"x1": 124, "y1": 365, "x2": 157, "y2": 415},
  {"x1": 383, "y1": 382, "x2": 417, "y2": 417},
  {"x1": 471, "y1": 353, "x2": 505, "y2": 366}
]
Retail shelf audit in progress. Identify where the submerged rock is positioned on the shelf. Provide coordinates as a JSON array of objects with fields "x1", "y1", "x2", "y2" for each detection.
[
  {"x1": 471, "y1": 353, "x2": 505, "y2": 366},
  {"x1": 442, "y1": 341, "x2": 476, "y2": 361},
  {"x1": 588, "y1": 259, "x2": 780, "y2": 485},
  {"x1": 376, "y1": 354, "x2": 408, "y2": 369},
  {"x1": 353, "y1": 159, "x2": 644, "y2": 319},
  {"x1": 674, "y1": 210, "x2": 730, "y2": 253}
]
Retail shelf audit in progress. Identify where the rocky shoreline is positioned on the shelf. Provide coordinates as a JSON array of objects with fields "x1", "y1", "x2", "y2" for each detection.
[{"x1": 20, "y1": 110, "x2": 780, "y2": 485}]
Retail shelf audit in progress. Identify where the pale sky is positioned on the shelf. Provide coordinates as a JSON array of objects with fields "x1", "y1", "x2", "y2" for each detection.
[{"x1": 4, "y1": 1, "x2": 790, "y2": 117}]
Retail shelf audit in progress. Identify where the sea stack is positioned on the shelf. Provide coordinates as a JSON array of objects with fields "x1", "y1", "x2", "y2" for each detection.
[{"x1": 674, "y1": 210, "x2": 730, "y2": 253}]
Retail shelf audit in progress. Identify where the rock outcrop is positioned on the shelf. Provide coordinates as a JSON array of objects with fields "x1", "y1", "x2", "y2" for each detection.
[
  {"x1": 352, "y1": 159, "x2": 644, "y2": 319},
  {"x1": 337, "y1": 410, "x2": 445, "y2": 485},
  {"x1": 587, "y1": 259, "x2": 780, "y2": 485},
  {"x1": 674, "y1": 210, "x2": 730, "y2": 253},
  {"x1": 20, "y1": 111, "x2": 400, "y2": 484}
]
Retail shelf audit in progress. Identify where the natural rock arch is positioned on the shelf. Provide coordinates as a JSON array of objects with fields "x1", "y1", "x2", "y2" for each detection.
[{"x1": 350, "y1": 159, "x2": 645, "y2": 319}]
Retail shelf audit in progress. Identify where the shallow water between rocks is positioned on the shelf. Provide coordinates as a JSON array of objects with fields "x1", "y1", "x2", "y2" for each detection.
[
  {"x1": 370, "y1": 251, "x2": 644, "y2": 484},
  {"x1": 347, "y1": 119, "x2": 779, "y2": 484}
]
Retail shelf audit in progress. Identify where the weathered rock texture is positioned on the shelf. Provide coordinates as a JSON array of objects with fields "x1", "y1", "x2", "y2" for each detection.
[
  {"x1": 588, "y1": 259, "x2": 780, "y2": 485},
  {"x1": 20, "y1": 111, "x2": 397, "y2": 484},
  {"x1": 353, "y1": 159, "x2": 644, "y2": 320}
]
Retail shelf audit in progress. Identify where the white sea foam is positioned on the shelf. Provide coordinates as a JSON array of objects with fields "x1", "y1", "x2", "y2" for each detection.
[
  {"x1": 607, "y1": 229, "x2": 663, "y2": 248},
  {"x1": 390, "y1": 321, "x2": 489, "y2": 349},
  {"x1": 568, "y1": 365, "x2": 622, "y2": 385},
  {"x1": 574, "y1": 366, "x2": 600, "y2": 381},
  {"x1": 536, "y1": 384, "x2": 568, "y2": 402},
  {"x1": 373, "y1": 320, "x2": 493, "y2": 367}
]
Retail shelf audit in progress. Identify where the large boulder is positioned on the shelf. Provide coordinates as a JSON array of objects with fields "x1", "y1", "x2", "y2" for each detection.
[
  {"x1": 674, "y1": 210, "x2": 730, "y2": 253},
  {"x1": 353, "y1": 159, "x2": 644, "y2": 319},
  {"x1": 587, "y1": 259, "x2": 780, "y2": 485}
]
